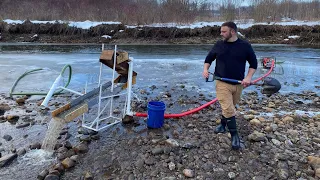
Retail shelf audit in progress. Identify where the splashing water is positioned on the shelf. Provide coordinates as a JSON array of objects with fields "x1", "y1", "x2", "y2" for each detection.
[
  {"x1": 41, "y1": 118, "x2": 65, "y2": 152},
  {"x1": 19, "y1": 149, "x2": 55, "y2": 166}
]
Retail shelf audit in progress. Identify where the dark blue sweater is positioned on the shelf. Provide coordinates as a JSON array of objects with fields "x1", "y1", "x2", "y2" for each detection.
[{"x1": 205, "y1": 39, "x2": 258, "y2": 83}]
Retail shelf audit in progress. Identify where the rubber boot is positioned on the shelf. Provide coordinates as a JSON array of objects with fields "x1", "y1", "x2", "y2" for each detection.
[
  {"x1": 214, "y1": 116, "x2": 227, "y2": 134},
  {"x1": 226, "y1": 116, "x2": 241, "y2": 150}
]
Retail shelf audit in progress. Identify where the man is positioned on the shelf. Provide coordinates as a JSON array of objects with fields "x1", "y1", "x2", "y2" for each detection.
[{"x1": 202, "y1": 21, "x2": 257, "y2": 150}]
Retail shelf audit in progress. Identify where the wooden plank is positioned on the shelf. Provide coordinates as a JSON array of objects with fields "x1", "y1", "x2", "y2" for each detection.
[
  {"x1": 51, "y1": 103, "x2": 71, "y2": 117},
  {"x1": 64, "y1": 103, "x2": 89, "y2": 122}
]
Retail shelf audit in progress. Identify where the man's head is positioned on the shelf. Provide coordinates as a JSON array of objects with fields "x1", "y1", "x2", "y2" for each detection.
[{"x1": 220, "y1": 21, "x2": 238, "y2": 42}]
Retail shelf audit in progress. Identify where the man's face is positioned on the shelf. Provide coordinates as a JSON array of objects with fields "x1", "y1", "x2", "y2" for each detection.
[{"x1": 220, "y1": 26, "x2": 233, "y2": 41}]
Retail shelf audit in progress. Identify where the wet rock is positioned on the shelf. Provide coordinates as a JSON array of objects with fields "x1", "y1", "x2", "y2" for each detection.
[
  {"x1": 17, "y1": 148, "x2": 26, "y2": 156},
  {"x1": 44, "y1": 174, "x2": 59, "y2": 180},
  {"x1": 183, "y1": 169, "x2": 195, "y2": 178},
  {"x1": 16, "y1": 122, "x2": 30, "y2": 129},
  {"x1": 61, "y1": 157, "x2": 75, "y2": 169},
  {"x1": 70, "y1": 155, "x2": 79, "y2": 162},
  {"x1": 37, "y1": 169, "x2": 49, "y2": 180},
  {"x1": 6, "y1": 115, "x2": 19, "y2": 124},
  {"x1": 3, "y1": 134, "x2": 13, "y2": 141},
  {"x1": 74, "y1": 142, "x2": 88, "y2": 154},
  {"x1": 59, "y1": 130, "x2": 68, "y2": 135},
  {"x1": 64, "y1": 141, "x2": 73, "y2": 149},
  {"x1": 30, "y1": 142, "x2": 41, "y2": 149},
  {"x1": 16, "y1": 98, "x2": 26, "y2": 105},
  {"x1": 48, "y1": 169, "x2": 60, "y2": 176},
  {"x1": 0, "y1": 153, "x2": 17, "y2": 167},
  {"x1": 53, "y1": 163, "x2": 65, "y2": 173},
  {"x1": 84, "y1": 171, "x2": 94, "y2": 180},
  {"x1": 248, "y1": 131, "x2": 266, "y2": 142},
  {"x1": 79, "y1": 135, "x2": 91, "y2": 142},
  {"x1": 0, "y1": 103, "x2": 11, "y2": 111}
]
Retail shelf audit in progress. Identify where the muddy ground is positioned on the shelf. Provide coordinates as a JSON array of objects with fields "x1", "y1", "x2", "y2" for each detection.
[
  {"x1": 0, "y1": 82, "x2": 320, "y2": 180},
  {"x1": 0, "y1": 20, "x2": 320, "y2": 46}
]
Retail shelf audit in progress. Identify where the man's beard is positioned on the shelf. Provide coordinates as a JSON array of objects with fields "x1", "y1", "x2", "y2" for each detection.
[{"x1": 222, "y1": 32, "x2": 232, "y2": 42}]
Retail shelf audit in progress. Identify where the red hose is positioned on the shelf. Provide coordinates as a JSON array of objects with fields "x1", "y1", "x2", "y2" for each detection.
[{"x1": 135, "y1": 60, "x2": 275, "y2": 118}]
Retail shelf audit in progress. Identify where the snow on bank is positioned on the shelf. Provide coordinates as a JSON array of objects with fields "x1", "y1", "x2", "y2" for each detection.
[{"x1": 2, "y1": 19, "x2": 320, "y2": 30}]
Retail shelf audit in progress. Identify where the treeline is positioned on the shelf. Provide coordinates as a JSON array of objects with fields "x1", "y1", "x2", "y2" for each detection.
[{"x1": 0, "y1": 0, "x2": 319, "y2": 24}]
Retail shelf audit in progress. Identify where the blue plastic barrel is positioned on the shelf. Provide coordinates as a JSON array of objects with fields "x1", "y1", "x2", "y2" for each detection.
[{"x1": 147, "y1": 101, "x2": 166, "y2": 128}]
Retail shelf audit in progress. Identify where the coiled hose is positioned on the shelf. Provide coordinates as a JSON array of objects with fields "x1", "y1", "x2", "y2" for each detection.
[{"x1": 9, "y1": 64, "x2": 72, "y2": 97}]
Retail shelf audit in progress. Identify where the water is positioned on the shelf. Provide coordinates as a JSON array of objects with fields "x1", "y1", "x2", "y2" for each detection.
[
  {"x1": 0, "y1": 43, "x2": 319, "y2": 96},
  {"x1": 41, "y1": 118, "x2": 65, "y2": 152}
]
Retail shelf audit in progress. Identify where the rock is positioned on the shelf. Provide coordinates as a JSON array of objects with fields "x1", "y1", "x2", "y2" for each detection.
[
  {"x1": 16, "y1": 98, "x2": 26, "y2": 105},
  {"x1": 183, "y1": 169, "x2": 195, "y2": 178},
  {"x1": 270, "y1": 123, "x2": 278, "y2": 131},
  {"x1": 268, "y1": 102, "x2": 276, "y2": 108},
  {"x1": 165, "y1": 139, "x2": 179, "y2": 147},
  {"x1": 64, "y1": 141, "x2": 73, "y2": 149},
  {"x1": 6, "y1": 115, "x2": 19, "y2": 122},
  {"x1": 144, "y1": 157, "x2": 155, "y2": 165},
  {"x1": 84, "y1": 171, "x2": 94, "y2": 180},
  {"x1": 122, "y1": 115, "x2": 134, "y2": 124},
  {"x1": 0, "y1": 103, "x2": 11, "y2": 112},
  {"x1": 313, "y1": 138, "x2": 320, "y2": 144},
  {"x1": 48, "y1": 169, "x2": 60, "y2": 176},
  {"x1": 264, "y1": 126, "x2": 272, "y2": 132},
  {"x1": 53, "y1": 163, "x2": 64, "y2": 173},
  {"x1": 79, "y1": 135, "x2": 91, "y2": 142},
  {"x1": 37, "y1": 169, "x2": 49, "y2": 180},
  {"x1": 16, "y1": 122, "x2": 30, "y2": 129},
  {"x1": 277, "y1": 161, "x2": 289, "y2": 179},
  {"x1": 244, "y1": 115, "x2": 255, "y2": 120},
  {"x1": 61, "y1": 157, "x2": 75, "y2": 169},
  {"x1": 272, "y1": 139, "x2": 281, "y2": 146},
  {"x1": 0, "y1": 153, "x2": 17, "y2": 167},
  {"x1": 307, "y1": 156, "x2": 320, "y2": 178},
  {"x1": 3, "y1": 134, "x2": 13, "y2": 141},
  {"x1": 282, "y1": 116, "x2": 294, "y2": 124},
  {"x1": 70, "y1": 155, "x2": 79, "y2": 162},
  {"x1": 17, "y1": 148, "x2": 26, "y2": 156},
  {"x1": 250, "y1": 119, "x2": 261, "y2": 126},
  {"x1": 74, "y1": 142, "x2": 88, "y2": 154},
  {"x1": 248, "y1": 131, "x2": 266, "y2": 142},
  {"x1": 228, "y1": 172, "x2": 236, "y2": 179},
  {"x1": 30, "y1": 142, "x2": 41, "y2": 149},
  {"x1": 168, "y1": 162, "x2": 175, "y2": 170},
  {"x1": 151, "y1": 147, "x2": 164, "y2": 155},
  {"x1": 44, "y1": 174, "x2": 59, "y2": 180}
]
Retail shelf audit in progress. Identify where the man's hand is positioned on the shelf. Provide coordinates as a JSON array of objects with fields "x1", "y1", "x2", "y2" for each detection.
[
  {"x1": 241, "y1": 76, "x2": 252, "y2": 87},
  {"x1": 203, "y1": 63, "x2": 210, "y2": 79},
  {"x1": 203, "y1": 70, "x2": 209, "y2": 78}
]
